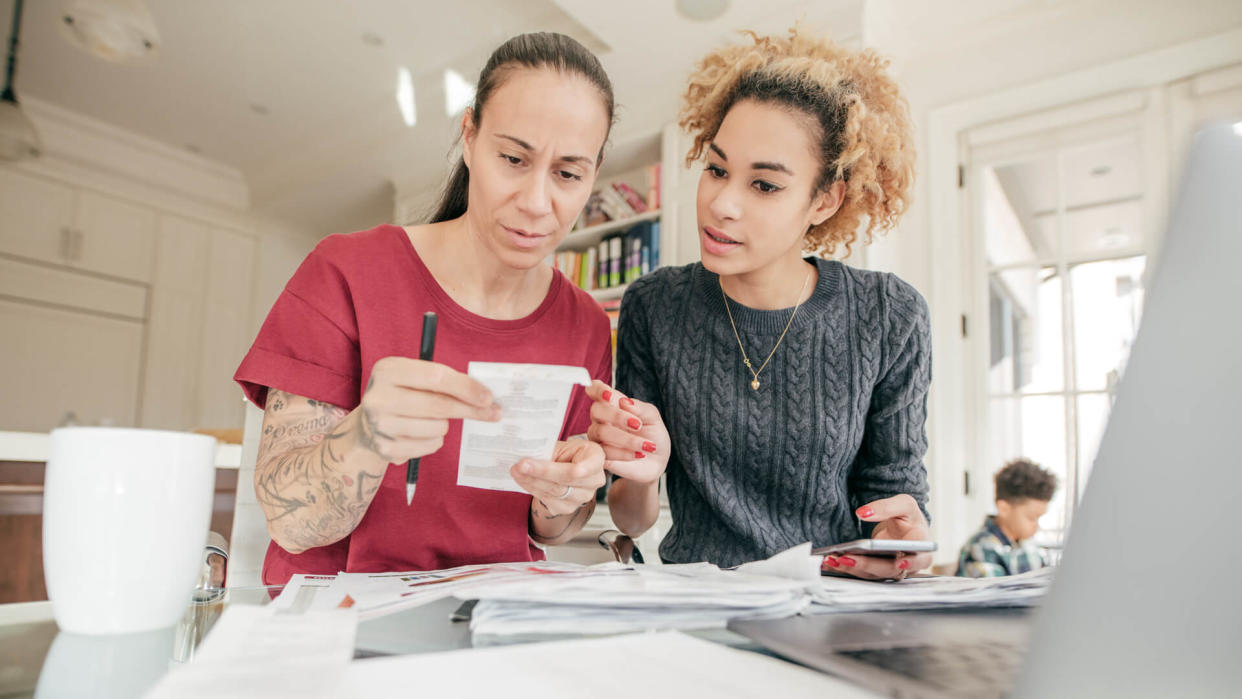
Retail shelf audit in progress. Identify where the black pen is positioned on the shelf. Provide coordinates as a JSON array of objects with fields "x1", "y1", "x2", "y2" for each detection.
[{"x1": 406, "y1": 312, "x2": 438, "y2": 505}]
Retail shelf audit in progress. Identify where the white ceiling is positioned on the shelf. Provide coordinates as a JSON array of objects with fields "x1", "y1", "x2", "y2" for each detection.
[
  {"x1": 993, "y1": 137, "x2": 1146, "y2": 259},
  {"x1": 12, "y1": 0, "x2": 1237, "y2": 240},
  {"x1": 7, "y1": 0, "x2": 862, "y2": 236}
]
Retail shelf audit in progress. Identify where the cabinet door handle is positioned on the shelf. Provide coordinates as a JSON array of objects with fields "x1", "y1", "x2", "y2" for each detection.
[
  {"x1": 60, "y1": 226, "x2": 73, "y2": 261},
  {"x1": 74, "y1": 228, "x2": 85, "y2": 261}
]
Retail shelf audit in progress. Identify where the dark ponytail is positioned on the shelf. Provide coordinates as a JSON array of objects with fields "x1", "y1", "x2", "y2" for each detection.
[{"x1": 427, "y1": 32, "x2": 615, "y2": 224}]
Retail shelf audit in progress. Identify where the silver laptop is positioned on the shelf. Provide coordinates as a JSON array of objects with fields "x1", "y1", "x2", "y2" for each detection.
[{"x1": 731, "y1": 120, "x2": 1242, "y2": 698}]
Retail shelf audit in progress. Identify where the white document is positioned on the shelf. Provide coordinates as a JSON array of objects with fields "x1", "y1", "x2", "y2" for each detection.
[
  {"x1": 145, "y1": 605, "x2": 357, "y2": 699},
  {"x1": 271, "y1": 574, "x2": 342, "y2": 612},
  {"x1": 734, "y1": 541, "x2": 822, "y2": 581},
  {"x1": 811, "y1": 567, "x2": 1053, "y2": 613},
  {"x1": 457, "y1": 362, "x2": 591, "y2": 493},
  {"x1": 343, "y1": 630, "x2": 875, "y2": 698}
]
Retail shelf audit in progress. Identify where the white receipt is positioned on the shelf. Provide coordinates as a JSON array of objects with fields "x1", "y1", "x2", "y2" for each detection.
[{"x1": 457, "y1": 362, "x2": 591, "y2": 493}]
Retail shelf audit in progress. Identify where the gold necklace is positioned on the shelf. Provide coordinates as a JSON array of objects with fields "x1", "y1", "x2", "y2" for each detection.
[{"x1": 720, "y1": 268, "x2": 812, "y2": 390}]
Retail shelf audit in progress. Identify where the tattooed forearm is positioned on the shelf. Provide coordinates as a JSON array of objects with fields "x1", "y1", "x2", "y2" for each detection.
[{"x1": 254, "y1": 389, "x2": 389, "y2": 553}]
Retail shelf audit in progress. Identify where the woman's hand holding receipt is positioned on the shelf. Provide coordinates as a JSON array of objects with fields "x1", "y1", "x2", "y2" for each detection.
[
  {"x1": 511, "y1": 438, "x2": 606, "y2": 517},
  {"x1": 822, "y1": 495, "x2": 933, "y2": 581},
  {"x1": 357, "y1": 357, "x2": 503, "y2": 463},
  {"x1": 585, "y1": 380, "x2": 672, "y2": 537}
]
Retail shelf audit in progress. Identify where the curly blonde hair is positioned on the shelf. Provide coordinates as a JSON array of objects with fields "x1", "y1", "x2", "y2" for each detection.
[{"x1": 679, "y1": 28, "x2": 915, "y2": 257}]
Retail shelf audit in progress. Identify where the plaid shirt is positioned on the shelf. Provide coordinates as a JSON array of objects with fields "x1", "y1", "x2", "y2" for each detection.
[{"x1": 957, "y1": 516, "x2": 1046, "y2": 578}]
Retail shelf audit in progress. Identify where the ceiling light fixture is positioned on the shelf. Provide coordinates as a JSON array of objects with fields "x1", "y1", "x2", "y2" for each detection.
[
  {"x1": 0, "y1": 0, "x2": 40, "y2": 161},
  {"x1": 443, "y1": 69, "x2": 475, "y2": 117},
  {"x1": 675, "y1": 0, "x2": 731, "y2": 22},
  {"x1": 396, "y1": 66, "x2": 416, "y2": 128},
  {"x1": 60, "y1": 0, "x2": 160, "y2": 62}
]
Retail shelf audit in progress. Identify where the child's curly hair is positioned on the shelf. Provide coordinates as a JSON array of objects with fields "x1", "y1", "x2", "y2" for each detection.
[
  {"x1": 995, "y1": 458, "x2": 1058, "y2": 503},
  {"x1": 679, "y1": 28, "x2": 915, "y2": 257}
]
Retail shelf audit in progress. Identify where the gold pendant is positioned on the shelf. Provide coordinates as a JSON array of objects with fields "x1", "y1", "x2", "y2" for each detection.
[{"x1": 751, "y1": 379, "x2": 760, "y2": 390}]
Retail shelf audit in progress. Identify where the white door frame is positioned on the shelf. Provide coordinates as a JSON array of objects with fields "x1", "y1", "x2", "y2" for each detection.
[{"x1": 924, "y1": 27, "x2": 1242, "y2": 559}]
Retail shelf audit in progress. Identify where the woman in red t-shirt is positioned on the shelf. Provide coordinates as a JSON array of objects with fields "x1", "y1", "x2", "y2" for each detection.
[{"x1": 234, "y1": 33, "x2": 616, "y2": 584}]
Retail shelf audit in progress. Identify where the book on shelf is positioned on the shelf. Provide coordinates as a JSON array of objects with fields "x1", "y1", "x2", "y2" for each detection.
[
  {"x1": 608, "y1": 236, "x2": 623, "y2": 288},
  {"x1": 581, "y1": 192, "x2": 608, "y2": 228},
  {"x1": 598, "y1": 187, "x2": 634, "y2": 221},
  {"x1": 645, "y1": 163, "x2": 661, "y2": 211},
  {"x1": 621, "y1": 221, "x2": 660, "y2": 283},
  {"x1": 625, "y1": 232, "x2": 641, "y2": 284},
  {"x1": 611, "y1": 181, "x2": 648, "y2": 213},
  {"x1": 596, "y1": 239, "x2": 609, "y2": 289},
  {"x1": 580, "y1": 248, "x2": 595, "y2": 290},
  {"x1": 570, "y1": 163, "x2": 662, "y2": 231}
]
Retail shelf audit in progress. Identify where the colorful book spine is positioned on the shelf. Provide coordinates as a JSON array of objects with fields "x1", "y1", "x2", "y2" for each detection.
[
  {"x1": 645, "y1": 163, "x2": 661, "y2": 210},
  {"x1": 608, "y1": 236, "x2": 622, "y2": 287}
]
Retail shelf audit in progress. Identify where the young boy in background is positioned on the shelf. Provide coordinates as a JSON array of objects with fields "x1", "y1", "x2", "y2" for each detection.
[{"x1": 957, "y1": 458, "x2": 1058, "y2": 578}]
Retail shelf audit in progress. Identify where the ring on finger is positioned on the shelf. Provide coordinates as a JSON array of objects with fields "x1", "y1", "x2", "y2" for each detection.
[{"x1": 558, "y1": 484, "x2": 573, "y2": 500}]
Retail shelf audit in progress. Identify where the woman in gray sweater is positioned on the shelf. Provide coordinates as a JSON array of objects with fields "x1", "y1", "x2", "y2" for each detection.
[{"x1": 586, "y1": 28, "x2": 932, "y2": 580}]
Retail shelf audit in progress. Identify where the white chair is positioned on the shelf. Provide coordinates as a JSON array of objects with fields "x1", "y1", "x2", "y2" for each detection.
[{"x1": 223, "y1": 401, "x2": 271, "y2": 587}]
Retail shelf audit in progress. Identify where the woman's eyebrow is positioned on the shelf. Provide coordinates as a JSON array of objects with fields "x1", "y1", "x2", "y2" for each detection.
[
  {"x1": 709, "y1": 143, "x2": 792, "y2": 175},
  {"x1": 752, "y1": 160, "x2": 793, "y2": 176},
  {"x1": 497, "y1": 133, "x2": 593, "y2": 167}
]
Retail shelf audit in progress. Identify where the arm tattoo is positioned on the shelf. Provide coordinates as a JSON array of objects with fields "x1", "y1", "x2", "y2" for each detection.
[{"x1": 255, "y1": 389, "x2": 384, "y2": 552}]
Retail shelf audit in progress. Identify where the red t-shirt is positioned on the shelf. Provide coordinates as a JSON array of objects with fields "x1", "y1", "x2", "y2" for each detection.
[{"x1": 234, "y1": 224, "x2": 612, "y2": 584}]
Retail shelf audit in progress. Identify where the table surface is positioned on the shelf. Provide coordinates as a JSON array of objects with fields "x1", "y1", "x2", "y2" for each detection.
[{"x1": 0, "y1": 586, "x2": 771, "y2": 698}]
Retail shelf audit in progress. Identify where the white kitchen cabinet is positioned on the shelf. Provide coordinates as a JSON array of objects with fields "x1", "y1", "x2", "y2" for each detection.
[
  {"x1": 72, "y1": 190, "x2": 158, "y2": 282},
  {"x1": 0, "y1": 297, "x2": 145, "y2": 432},
  {"x1": 140, "y1": 216, "x2": 210, "y2": 430},
  {"x1": 0, "y1": 169, "x2": 75, "y2": 266},
  {"x1": 0, "y1": 170, "x2": 156, "y2": 282},
  {"x1": 196, "y1": 228, "x2": 256, "y2": 429}
]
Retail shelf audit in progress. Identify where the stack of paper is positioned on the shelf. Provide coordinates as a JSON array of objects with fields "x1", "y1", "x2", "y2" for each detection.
[
  {"x1": 272, "y1": 544, "x2": 1052, "y2": 636},
  {"x1": 811, "y1": 568, "x2": 1053, "y2": 613},
  {"x1": 468, "y1": 562, "x2": 816, "y2": 637},
  {"x1": 274, "y1": 561, "x2": 629, "y2": 620}
]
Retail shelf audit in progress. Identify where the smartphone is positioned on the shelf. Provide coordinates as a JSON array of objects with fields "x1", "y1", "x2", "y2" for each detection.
[{"x1": 812, "y1": 539, "x2": 937, "y2": 558}]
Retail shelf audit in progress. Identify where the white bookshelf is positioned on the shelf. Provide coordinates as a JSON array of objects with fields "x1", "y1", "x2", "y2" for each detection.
[
  {"x1": 562, "y1": 209, "x2": 661, "y2": 251},
  {"x1": 552, "y1": 124, "x2": 691, "y2": 303}
]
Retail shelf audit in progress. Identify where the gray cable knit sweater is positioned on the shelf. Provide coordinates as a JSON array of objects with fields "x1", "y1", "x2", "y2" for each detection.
[{"x1": 616, "y1": 257, "x2": 931, "y2": 567}]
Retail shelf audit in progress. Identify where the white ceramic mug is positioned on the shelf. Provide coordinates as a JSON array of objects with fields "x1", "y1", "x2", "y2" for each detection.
[{"x1": 43, "y1": 427, "x2": 217, "y2": 634}]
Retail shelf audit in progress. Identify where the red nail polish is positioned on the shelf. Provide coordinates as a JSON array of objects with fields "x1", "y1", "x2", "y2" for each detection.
[
  {"x1": 620, "y1": 397, "x2": 634, "y2": 407},
  {"x1": 602, "y1": 390, "x2": 612, "y2": 401},
  {"x1": 838, "y1": 557, "x2": 857, "y2": 567},
  {"x1": 633, "y1": 451, "x2": 645, "y2": 459},
  {"x1": 824, "y1": 556, "x2": 839, "y2": 567},
  {"x1": 856, "y1": 506, "x2": 874, "y2": 518},
  {"x1": 642, "y1": 441, "x2": 656, "y2": 453},
  {"x1": 627, "y1": 417, "x2": 641, "y2": 430},
  {"x1": 897, "y1": 559, "x2": 910, "y2": 570}
]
